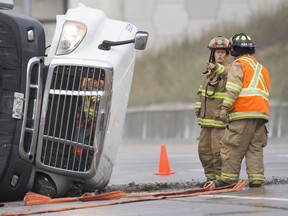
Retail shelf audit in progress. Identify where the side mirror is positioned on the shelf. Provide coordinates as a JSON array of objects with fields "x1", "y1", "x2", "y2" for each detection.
[
  {"x1": 0, "y1": 0, "x2": 14, "y2": 9},
  {"x1": 134, "y1": 31, "x2": 149, "y2": 50},
  {"x1": 98, "y1": 31, "x2": 149, "y2": 51}
]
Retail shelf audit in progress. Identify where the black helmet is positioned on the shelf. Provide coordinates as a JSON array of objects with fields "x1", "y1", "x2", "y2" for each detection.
[
  {"x1": 229, "y1": 33, "x2": 256, "y2": 48},
  {"x1": 229, "y1": 33, "x2": 256, "y2": 57}
]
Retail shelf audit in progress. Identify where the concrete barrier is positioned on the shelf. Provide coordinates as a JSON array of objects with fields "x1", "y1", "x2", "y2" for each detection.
[{"x1": 122, "y1": 103, "x2": 288, "y2": 144}]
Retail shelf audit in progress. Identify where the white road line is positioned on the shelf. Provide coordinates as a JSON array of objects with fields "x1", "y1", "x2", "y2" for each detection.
[
  {"x1": 169, "y1": 155, "x2": 196, "y2": 158},
  {"x1": 276, "y1": 154, "x2": 288, "y2": 157},
  {"x1": 189, "y1": 169, "x2": 203, "y2": 172},
  {"x1": 205, "y1": 194, "x2": 288, "y2": 202}
]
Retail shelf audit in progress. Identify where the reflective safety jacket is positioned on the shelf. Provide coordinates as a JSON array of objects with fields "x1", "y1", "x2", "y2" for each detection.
[
  {"x1": 195, "y1": 62, "x2": 230, "y2": 128},
  {"x1": 223, "y1": 55, "x2": 270, "y2": 122},
  {"x1": 76, "y1": 78, "x2": 104, "y2": 128},
  {"x1": 82, "y1": 78, "x2": 104, "y2": 119}
]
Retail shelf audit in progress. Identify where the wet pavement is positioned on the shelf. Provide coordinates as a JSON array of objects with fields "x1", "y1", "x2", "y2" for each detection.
[{"x1": 1, "y1": 139, "x2": 288, "y2": 215}]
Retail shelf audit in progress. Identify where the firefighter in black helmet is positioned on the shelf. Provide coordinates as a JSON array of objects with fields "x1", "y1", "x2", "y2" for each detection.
[
  {"x1": 214, "y1": 33, "x2": 270, "y2": 188},
  {"x1": 229, "y1": 32, "x2": 256, "y2": 57},
  {"x1": 194, "y1": 36, "x2": 231, "y2": 187}
]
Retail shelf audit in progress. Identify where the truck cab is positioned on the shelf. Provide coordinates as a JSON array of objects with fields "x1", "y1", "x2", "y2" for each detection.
[{"x1": 0, "y1": 0, "x2": 148, "y2": 201}]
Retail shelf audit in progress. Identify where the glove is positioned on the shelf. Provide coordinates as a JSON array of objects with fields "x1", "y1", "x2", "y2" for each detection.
[
  {"x1": 195, "y1": 108, "x2": 201, "y2": 117},
  {"x1": 218, "y1": 107, "x2": 229, "y2": 123}
]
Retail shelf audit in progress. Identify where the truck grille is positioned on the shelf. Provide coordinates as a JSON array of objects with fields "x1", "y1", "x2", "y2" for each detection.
[{"x1": 39, "y1": 65, "x2": 111, "y2": 173}]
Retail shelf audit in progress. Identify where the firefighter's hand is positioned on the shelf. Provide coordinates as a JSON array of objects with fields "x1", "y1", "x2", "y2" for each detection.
[
  {"x1": 218, "y1": 107, "x2": 229, "y2": 123},
  {"x1": 207, "y1": 62, "x2": 216, "y2": 70},
  {"x1": 205, "y1": 63, "x2": 216, "y2": 76},
  {"x1": 195, "y1": 108, "x2": 201, "y2": 117}
]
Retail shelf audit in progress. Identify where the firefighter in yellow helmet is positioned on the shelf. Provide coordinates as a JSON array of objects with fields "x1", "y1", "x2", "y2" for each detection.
[
  {"x1": 75, "y1": 77, "x2": 104, "y2": 145},
  {"x1": 81, "y1": 78, "x2": 104, "y2": 120},
  {"x1": 195, "y1": 36, "x2": 230, "y2": 186},
  {"x1": 214, "y1": 33, "x2": 270, "y2": 188}
]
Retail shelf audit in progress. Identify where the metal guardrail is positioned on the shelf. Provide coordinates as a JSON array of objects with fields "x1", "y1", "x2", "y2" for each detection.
[{"x1": 122, "y1": 103, "x2": 288, "y2": 144}]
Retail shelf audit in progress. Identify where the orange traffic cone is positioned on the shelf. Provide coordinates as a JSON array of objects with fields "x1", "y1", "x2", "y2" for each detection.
[{"x1": 153, "y1": 144, "x2": 176, "y2": 176}]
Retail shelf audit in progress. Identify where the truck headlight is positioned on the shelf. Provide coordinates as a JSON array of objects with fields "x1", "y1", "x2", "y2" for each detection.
[{"x1": 56, "y1": 21, "x2": 86, "y2": 55}]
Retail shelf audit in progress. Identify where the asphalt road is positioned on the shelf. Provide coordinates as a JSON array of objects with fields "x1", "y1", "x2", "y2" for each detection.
[{"x1": 1, "y1": 139, "x2": 288, "y2": 216}]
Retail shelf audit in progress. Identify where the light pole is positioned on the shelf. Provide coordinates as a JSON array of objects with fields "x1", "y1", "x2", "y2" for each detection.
[{"x1": 23, "y1": 0, "x2": 31, "y2": 16}]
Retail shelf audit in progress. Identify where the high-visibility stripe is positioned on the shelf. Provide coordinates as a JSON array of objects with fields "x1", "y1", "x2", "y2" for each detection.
[
  {"x1": 239, "y1": 57, "x2": 269, "y2": 96},
  {"x1": 206, "y1": 173, "x2": 216, "y2": 180},
  {"x1": 91, "y1": 95, "x2": 101, "y2": 103},
  {"x1": 223, "y1": 97, "x2": 234, "y2": 106},
  {"x1": 214, "y1": 64, "x2": 225, "y2": 75},
  {"x1": 84, "y1": 107, "x2": 97, "y2": 116},
  {"x1": 229, "y1": 112, "x2": 269, "y2": 121},
  {"x1": 221, "y1": 172, "x2": 239, "y2": 182},
  {"x1": 195, "y1": 101, "x2": 201, "y2": 108},
  {"x1": 226, "y1": 81, "x2": 241, "y2": 92},
  {"x1": 239, "y1": 88, "x2": 269, "y2": 100},
  {"x1": 248, "y1": 174, "x2": 265, "y2": 182},
  {"x1": 199, "y1": 89, "x2": 226, "y2": 99},
  {"x1": 248, "y1": 63, "x2": 262, "y2": 88},
  {"x1": 241, "y1": 57, "x2": 256, "y2": 68},
  {"x1": 224, "y1": 56, "x2": 269, "y2": 121},
  {"x1": 198, "y1": 118, "x2": 227, "y2": 127},
  {"x1": 259, "y1": 76, "x2": 268, "y2": 93}
]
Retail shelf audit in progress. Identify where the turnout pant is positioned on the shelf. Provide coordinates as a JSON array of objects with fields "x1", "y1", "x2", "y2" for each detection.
[
  {"x1": 198, "y1": 127, "x2": 225, "y2": 180},
  {"x1": 220, "y1": 119, "x2": 268, "y2": 183}
]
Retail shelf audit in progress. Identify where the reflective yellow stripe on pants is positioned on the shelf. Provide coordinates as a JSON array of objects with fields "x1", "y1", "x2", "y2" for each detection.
[
  {"x1": 248, "y1": 173, "x2": 265, "y2": 182},
  {"x1": 220, "y1": 172, "x2": 239, "y2": 183}
]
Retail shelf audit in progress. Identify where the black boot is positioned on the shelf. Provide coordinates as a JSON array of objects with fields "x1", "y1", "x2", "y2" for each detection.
[
  {"x1": 213, "y1": 180, "x2": 231, "y2": 188},
  {"x1": 249, "y1": 180, "x2": 263, "y2": 188}
]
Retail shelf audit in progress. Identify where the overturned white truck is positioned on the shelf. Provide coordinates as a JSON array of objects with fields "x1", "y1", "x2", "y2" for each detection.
[{"x1": 0, "y1": 1, "x2": 148, "y2": 201}]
